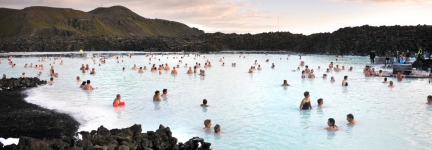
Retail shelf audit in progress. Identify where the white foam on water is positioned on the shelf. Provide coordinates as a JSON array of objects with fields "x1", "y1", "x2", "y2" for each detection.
[{"x1": 0, "y1": 138, "x2": 19, "y2": 146}]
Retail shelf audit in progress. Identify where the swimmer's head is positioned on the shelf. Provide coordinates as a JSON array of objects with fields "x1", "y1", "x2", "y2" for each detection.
[
  {"x1": 328, "y1": 118, "x2": 336, "y2": 126},
  {"x1": 283, "y1": 80, "x2": 288, "y2": 84},
  {"x1": 50, "y1": 77, "x2": 53, "y2": 81},
  {"x1": 317, "y1": 98, "x2": 323, "y2": 105},
  {"x1": 203, "y1": 99, "x2": 207, "y2": 104},
  {"x1": 347, "y1": 114, "x2": 354, "y2": 121},
  {"x1": 204, "y1": 119, "x2": 211, "y2": 127},
  {"x1": 116, "y1": 94, "x2": 121, "y2": 98},
  {"x1": 305, "y1": 65, "x2": 308, "y2": 68},
  {"x1": 155, "y1": 90, "x2": 160, "y2": 95},
  {"x1": 81, "y1": 81, "x2": 86, "y2": 85},
  {"x1": 214, "y1": 124, "x2": 221, "y2": 133},
  {"x1": 389, "y1": 81, "x2": 393, "y2": 85},
  {"x1": 163, "y1": 89, "x2": 167, "y2": 94},
  {"x1": 87, "y1": 80, "x2": 90, "y2": 84},
  {"x1": 379, "y1": 70, "x2": 382, "y2": 73},
  {"x1": 304, "y1": 91, "x2": 310, "y2": 97},
  {"x1": 427, "y1": 95, "x2": 432, "y2": 102},
  {"x1": 384, "y1": 77, "x2": 387, "y2": 81},
  {"x1": 302, "y1": 71, "x2": 305, "y2": 74},
  {"x1": 323, "y1": 74, "x2": 327, "y2": 77},
  {"x1": 344, "y1": 76, "x2": 348, "y2": 80}
]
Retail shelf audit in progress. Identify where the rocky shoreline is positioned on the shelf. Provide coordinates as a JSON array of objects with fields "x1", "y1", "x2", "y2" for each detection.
[
  {"x1": 2, "y1": 124, "x2": 211, "y2": 150},
  {"x1": 0, "y1": 77, "x2": 81, "y2": 140}
]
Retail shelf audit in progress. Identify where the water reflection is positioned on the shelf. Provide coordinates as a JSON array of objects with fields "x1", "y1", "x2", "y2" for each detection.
[
  {"x1": 346, "y1": 124, "x2": 354, "y2": 136},
  {"x1": 214, "y1": 133, "x2": 221, "y2": 140},
  {"x1": 327, "y1": 130, "x2": 336, "y2": 140},
  {"x1": 202, "y1": 107, "x2": 208, "y2": 112},
  {"x1": 283, "y1": 86, "x2": 287, "y2": 90},
  {"x1": 114, "y1": 106, "x2": 125, "y2": 119},
  {"x1": 153, "y1": 101, "x2": 161, "y2": 111},
  {"x1": 200, "y1": 76, "x2": 205, "y2": 80},
  {"x1": 317, "y1": 107, "x2": 324, "y2": 118},
  {"x1": 163, "y1": 96, "x2": 168, "y2": 101},
  {"x1": 426, "y1": 105, "x2": 432, "y2": 111},
  {"x1": 300, "y1": 110, "x2": 311, "y2": 129},
  {"x1": 342, "y1": 87, "x2": 348, "y2": 93}
]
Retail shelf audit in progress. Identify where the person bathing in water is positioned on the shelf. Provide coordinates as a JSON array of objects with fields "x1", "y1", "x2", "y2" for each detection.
[
  {"x1": 161, "y1": 89, "x2": 167, "y2": 97},
  {"x1": 327, "y1": 118, "x2": 338, "y2": 131},
  {"x1": 113, "y1": 94, "x2": 123, "y2": 106},
  {"x1": 388, "y1": 81, "x2": 395, "y2": 88},
  {"x1": 82, "y1": 80, "x2": 95, "y2": 90},
  {"x1": 153, "y1": 90, "x2": 161, "y2": 101},
  {"x1": 203, "y1": 119, "x2": 212, "y2": 130},
  {"x1": 427, "y1": 95, "x2": 432, "y2": 104},
  {"x1": 200, "y1": 99, "x2": 209, "y2": 107},
  {"x1": 187, "y1": 67, "x2": 193, "y2": 74},
  {"x1": 347, "y1": 113, "x2": 357, "y2": 125},
  {"x1": 299, "y1": 91, "x2": 312, "y2": 110},
  {"x1": 382, "y1": 77, "x2": 388, "y2": 83},
  {"x1": 282, "y1": 80, "x2": 290, "y2": 86},
  {"x1": 330, "y1": 76, "x2": 335, "y2": 82},
  {"x1": 214, "y1": 124, "x2": 221, "y2": 134},
  {"x1": 317, "y1": 98, "x2": 324, "y2": 108},
  {"x1": 80, "y1": 81, "x2": 86, "y2": 88},
  {"x1": 48, "y1": 77, "x2": 54, "y2": 85},
  {"x1": 342, "y1": 76, "x2": 348, "y2": 86}
]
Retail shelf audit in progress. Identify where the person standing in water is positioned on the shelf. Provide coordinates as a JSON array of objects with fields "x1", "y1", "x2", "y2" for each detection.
[
  {"x1": 299, "y1": 91, "x2": 312, "y2": 110},
  {"x1": 369, "y1": 50, "x2": 376, "y2": 64}
]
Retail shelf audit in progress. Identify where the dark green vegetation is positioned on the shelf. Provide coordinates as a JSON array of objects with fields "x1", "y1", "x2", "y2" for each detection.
[
  {"x1": 0, "y1": 6, "x2": 203, "y2": 37},
  {"x1": 0, "y1": 6, "x2": 431, "y2": 55}
]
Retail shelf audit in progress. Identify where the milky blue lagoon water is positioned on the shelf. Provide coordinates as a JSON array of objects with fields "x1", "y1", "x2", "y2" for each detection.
[{"x1": 1, "y1": 54, "x2": 432, "y2": 149}]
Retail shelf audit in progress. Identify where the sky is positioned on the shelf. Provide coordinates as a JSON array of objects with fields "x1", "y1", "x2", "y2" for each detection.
[{"x1": 0, "y1": 0, "x2": 431, "y2": 35}]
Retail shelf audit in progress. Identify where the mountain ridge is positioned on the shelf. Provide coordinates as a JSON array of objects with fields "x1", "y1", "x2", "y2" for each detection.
[{"x1": 0, "y1": 6, "x2": 203, "y2": 37}]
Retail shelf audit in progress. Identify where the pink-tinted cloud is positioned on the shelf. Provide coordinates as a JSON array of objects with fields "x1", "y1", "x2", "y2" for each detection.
[
  {"x1": 329, "y1": 0, "x2": 432, "y2": 4},
  {"x1": 0, "y1": 0, "x2": 431, "y2": 35}
]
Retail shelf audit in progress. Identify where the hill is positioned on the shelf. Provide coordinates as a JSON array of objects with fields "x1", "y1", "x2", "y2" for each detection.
[{"x1": 0, "y1": 6, "x2": 203, "y2": 37}]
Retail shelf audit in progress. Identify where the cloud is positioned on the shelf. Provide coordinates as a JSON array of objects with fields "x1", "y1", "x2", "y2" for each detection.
[{"x1": 329, "y1": 0, "x2": 432, "y2": 4}]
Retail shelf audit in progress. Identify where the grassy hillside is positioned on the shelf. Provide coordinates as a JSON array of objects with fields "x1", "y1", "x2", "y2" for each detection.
[{"x1": 0, "y1": 6, "x2": 203, "y2": 37}]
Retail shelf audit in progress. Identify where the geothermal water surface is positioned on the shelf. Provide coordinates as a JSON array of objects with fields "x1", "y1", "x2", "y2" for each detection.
[{"x1": 1, "y1": 54, "x2": 432, "y2": 149}]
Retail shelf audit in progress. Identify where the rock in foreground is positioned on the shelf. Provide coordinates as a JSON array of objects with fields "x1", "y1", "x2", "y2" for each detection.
[{"x1": 2, "y1": 124, "x2": 211, "y2": 150}]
